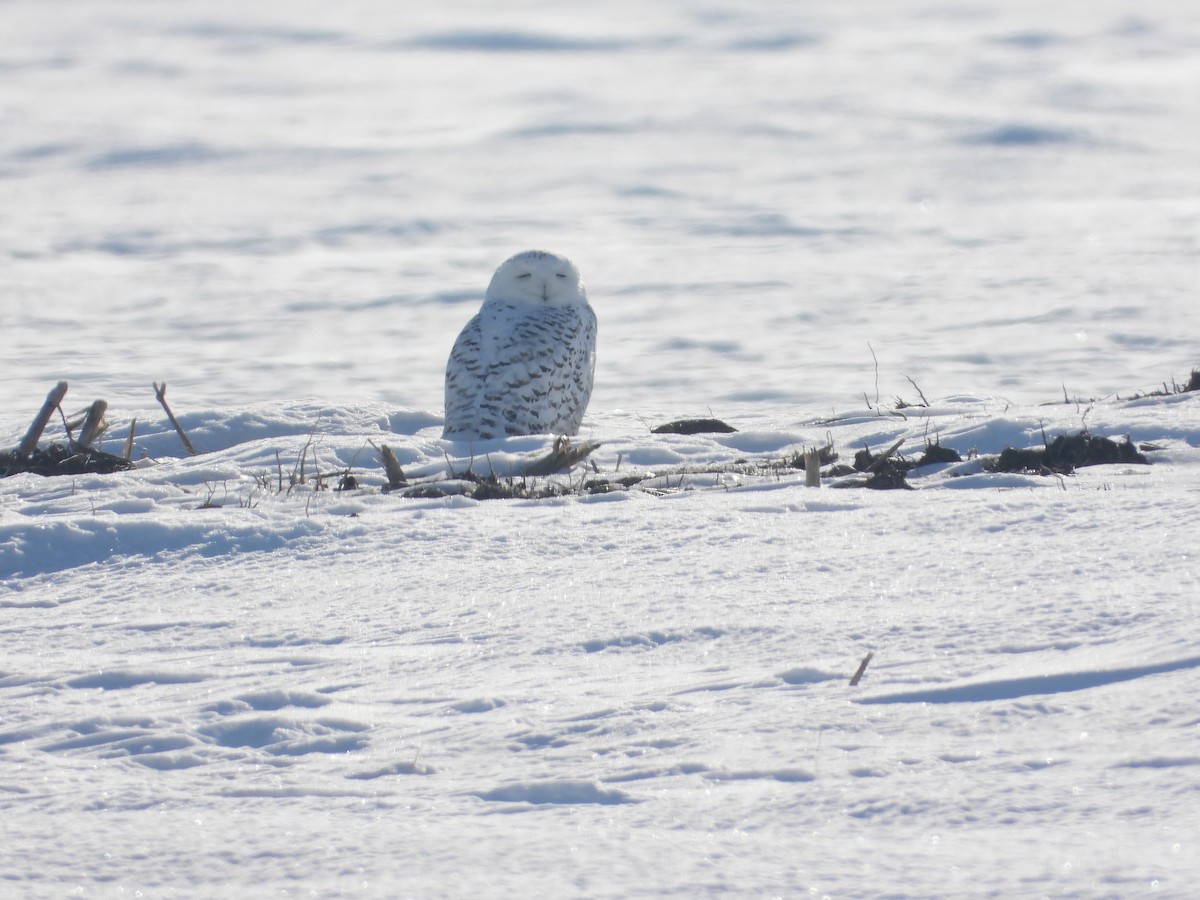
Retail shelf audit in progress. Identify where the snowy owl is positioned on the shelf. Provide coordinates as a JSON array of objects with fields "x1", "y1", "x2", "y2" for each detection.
[{"x1": 442, "y1": 250, "x2": 597, "y2": 440}]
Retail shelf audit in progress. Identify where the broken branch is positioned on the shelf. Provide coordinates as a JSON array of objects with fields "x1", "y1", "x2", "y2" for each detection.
[
  {"x1": 866, "y1": 438, "x2": 905, "y2": 473},
  {"x1": 18, "y1": 381, "x2": 68, "y2": 456},
  {"x1": 76, "y1": 400, "x2": 108, "y2": 449},
  {"x1": 849, "y1": 651, "x2": 874, "y2": 686},
  {"x1": 379, "y1": 444, "x2": 407, "y2": 490}
]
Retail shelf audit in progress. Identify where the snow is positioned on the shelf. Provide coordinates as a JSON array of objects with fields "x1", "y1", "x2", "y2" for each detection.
[{"x1": 3, "y1": 0, "x2": 1200, "y2": 897}]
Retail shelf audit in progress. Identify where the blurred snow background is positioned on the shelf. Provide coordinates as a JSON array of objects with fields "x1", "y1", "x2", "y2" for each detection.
[{"x1": 2, "y1": 1, "x2": 1199, "y2": 897}]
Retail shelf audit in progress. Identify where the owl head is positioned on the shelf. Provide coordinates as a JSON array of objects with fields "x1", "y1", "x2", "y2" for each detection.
[{"x1": 485, "y1": 250, "x2": 588, "y2": 307}]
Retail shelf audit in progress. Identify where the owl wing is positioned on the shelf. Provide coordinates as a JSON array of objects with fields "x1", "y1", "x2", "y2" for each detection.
[
  {"x1": 554, "y1": 304, "x2": 596, "y2": 434},
  {"x1": 443, "y1": 311, "x2": 490, "y2": 438}
]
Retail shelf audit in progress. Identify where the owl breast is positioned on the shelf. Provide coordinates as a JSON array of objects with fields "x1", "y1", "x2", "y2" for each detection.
[{"x1": 443, "y1": 299, "x2": 597, "y2": 441}]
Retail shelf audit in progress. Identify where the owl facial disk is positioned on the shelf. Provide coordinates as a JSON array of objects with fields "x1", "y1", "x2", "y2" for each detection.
[{"x1": 488, "y1": 250, "x2": 586, "y2": 306}]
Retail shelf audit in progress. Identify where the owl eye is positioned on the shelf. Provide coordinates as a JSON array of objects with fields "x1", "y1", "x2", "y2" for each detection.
[
  {"x1": 555, "y1": 273, "x2": 567, "y2": 278},
  {"x1": 517, "y1": 273, "x2": 532, "y2": 279}
]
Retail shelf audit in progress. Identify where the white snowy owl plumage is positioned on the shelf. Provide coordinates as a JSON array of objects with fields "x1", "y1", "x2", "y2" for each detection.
[{"x1": 442, "y1": 250, "x2": 597, "y2": 440}]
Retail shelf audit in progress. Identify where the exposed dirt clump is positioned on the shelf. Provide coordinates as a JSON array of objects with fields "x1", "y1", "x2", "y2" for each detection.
[
  {"x1": 990, "y1": 432, "x2": 1147, "y2": 475},
  {"x1": 651, "y1": 418, "x2": 737, "y2": 435},
  {"x1": 1, "y1": 443, "x2": 135, "y2": 478}
]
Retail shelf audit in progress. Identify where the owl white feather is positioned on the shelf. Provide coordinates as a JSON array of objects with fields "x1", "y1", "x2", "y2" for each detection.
[{"x1": 443, "y1": 250, "x2": 597, "y2": 440}]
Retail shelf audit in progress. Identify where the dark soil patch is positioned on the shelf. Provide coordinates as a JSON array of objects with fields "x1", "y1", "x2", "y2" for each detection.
[
  {"x1": 850, "y1": 445, "x2": 912, "y2": 490},
  {"x1": 863, "y1": 459, "x2": 913, "y2": 490},
  {"x1": 916, "y1": 443, "x2": 962, "y2": 466},
  {"x1": 1, "y1": 443, "x2": 135, "y2": 478},
  {"x1": 583, "y1": 474, "x2": 645, "y2": 494},
  {"x1": 845, "y1": 440, "x2": 962, "y2": 490},
  {"x1": 989, "y1": 432, "x2": 1148, "y2": 475},
  {"x1": 652, "y1": 418, "x2": 737, "y2": 435}
]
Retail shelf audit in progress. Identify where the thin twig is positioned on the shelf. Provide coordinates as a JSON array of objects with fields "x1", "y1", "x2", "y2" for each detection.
[
  {"x1": 123, "y1": 418, "x2": 137, "y2": 460},
  {"x1": 903, "y1": 376, "x2": 930, "y2": 407},
  {"x1": 153, "y1": 382, "x2": 197, "y2": 456},
  {"x1": 868, "y1": 342, "x2": 881, "y2": 408}
]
